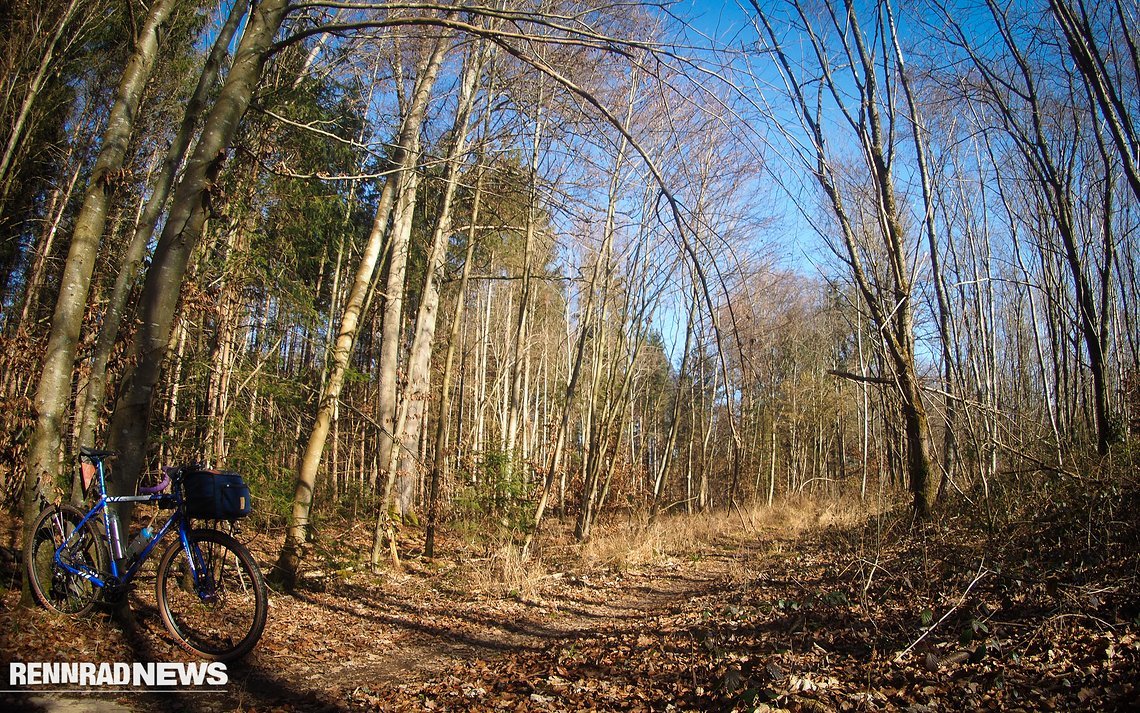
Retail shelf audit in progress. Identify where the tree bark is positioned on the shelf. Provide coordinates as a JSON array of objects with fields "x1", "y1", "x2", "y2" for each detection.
[
  {"x1": 106, "y1": 0, "x2": 293, "y2": 507},
  {"x1": 650, "y1": 286, "x2": 696, "y2": 519},
  {"x1": 21, "y1": 0, "x2": 178, "y2": 607},
  {"x1": 504, "y1": 80, "x2": 546, "y2": 465}
]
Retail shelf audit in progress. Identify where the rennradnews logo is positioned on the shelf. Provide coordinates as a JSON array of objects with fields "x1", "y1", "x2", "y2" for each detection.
[{"x1": 9, "y1": 662, "x2": 228, "y2": 687}]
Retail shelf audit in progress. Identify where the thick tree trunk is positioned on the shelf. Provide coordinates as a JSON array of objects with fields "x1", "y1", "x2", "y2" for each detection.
[
  {"x1": 898, "y1": 363, "x2": 935, "y2": 518},
  {"x1": 75, "y1": 0, "x2": 247, "y2": 470},
  {"x1": 106, "y1": 0, "x2": 292, "y2": 505},
  {"x1": 20, "y1": 0, "x2": 178, "y2": 606}
]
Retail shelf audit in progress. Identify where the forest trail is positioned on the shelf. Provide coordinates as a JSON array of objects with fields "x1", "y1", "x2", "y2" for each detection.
[
  {"x1": 233, "y1": 529, "x2": 758, "y2": 709},
  {"x1": 1, "y1": 519, "x2": 769, "y2": 712},
  {"x1": 3, "y1": 510, "x2": 1138, "y2": 711}
]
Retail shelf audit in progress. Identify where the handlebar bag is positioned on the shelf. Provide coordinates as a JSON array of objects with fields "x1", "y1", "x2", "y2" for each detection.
[{"x1": 183, "y1": 469, "x2": 252, "y2": 520}]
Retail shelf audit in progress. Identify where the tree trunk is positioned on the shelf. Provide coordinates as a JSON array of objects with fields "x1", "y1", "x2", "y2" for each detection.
[
  {"x1": 20, "y1": 0, "x2": 178, "y2": 606},
  {"x1": 651, "y1": 287, "x2": 696, "y2": 519},
  {"x1": 374, "y1": 36, "x2": 451, "y2": 510},
  {"x1": 576, "y1": 240, "x2": 656, "y2": 540},
  {"x1": 17, "y1": 153, "x2": 82, "y2": 329},
  {"x1": 1049, "y1": 0, "x2": 1140, "y2": 205},
  {"x1": 277, "y1": 34, "x2": 449, "y2": 586},
  {"x1": 753, "y1": 0, "x2": 936, "y2": 517},
  {"x1": 393, "y1": 41, "x2": 483, "y2": 520},
  {"x1": 426, "y1": 147, "x2": 488, "y2": 557},
  {"x1": 75, "y1": 0, "x2": 247, "y2": 467},
  {"x1": 504, "y1": 81, "x2": 546, "y2": 465},
  {"x1": 106, "y1": 0, "x2": 292, "y2": 508}
]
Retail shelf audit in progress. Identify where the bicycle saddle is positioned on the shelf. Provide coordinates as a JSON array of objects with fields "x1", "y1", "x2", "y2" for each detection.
[{"x1": 80, "y1": 446, "x2": 118, "y2": 459}]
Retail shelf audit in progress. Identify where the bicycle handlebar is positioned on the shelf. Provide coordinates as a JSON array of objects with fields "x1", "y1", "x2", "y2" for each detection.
[
  {"x1": 138, "y1": 470, "x2": 172, "y2": 495},
  {"x1": 138, "y1": 462, "x2": 206, "y2": 495}
]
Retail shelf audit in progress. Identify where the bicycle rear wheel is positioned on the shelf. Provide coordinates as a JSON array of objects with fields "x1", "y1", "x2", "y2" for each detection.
[
  {"x1": 155, "y1": 529, "x2": 267, "y2": 661},
  {"x1": 24, "y1": 504, "x2": 106, "y2": 615}
]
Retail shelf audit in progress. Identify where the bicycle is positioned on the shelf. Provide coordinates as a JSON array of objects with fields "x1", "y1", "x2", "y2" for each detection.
[{"x1": 23, "y1": 446, "x2": 268, "y2": 662}]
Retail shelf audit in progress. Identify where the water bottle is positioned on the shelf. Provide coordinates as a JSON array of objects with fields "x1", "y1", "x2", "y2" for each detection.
[
  {"x1": 125, "y1": 526, "x2": 155, "y2": 560},
  {"x1": 107, "y1": 511, "x2": 124, "y2": 560}
]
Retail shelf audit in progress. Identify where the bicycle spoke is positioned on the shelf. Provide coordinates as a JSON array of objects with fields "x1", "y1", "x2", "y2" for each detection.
[
  {"x1": 25, "y1": 505, "x2": 105, "y2": 616},
  {"x1": 156, "y1": 529, "x2": 266, "y2": 661}
]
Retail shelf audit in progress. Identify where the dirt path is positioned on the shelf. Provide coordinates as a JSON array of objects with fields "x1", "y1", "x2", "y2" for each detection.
[
  {"x1": 229, "y1": 543, "x2": 746, "y2": 710},
  {"x1": 6, "y1": 515, "x2": 1137, "y2": 712},
  {"x1": 3, "y1": 529, "x2": 753, "y2": 712}
]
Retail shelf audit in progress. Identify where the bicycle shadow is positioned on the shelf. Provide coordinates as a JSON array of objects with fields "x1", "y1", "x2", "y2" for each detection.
[{"x1": 109, "y1": 579, "x2": 340, "y2": 712}]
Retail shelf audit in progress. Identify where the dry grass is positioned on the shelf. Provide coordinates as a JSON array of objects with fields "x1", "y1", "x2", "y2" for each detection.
[
  {"x1": 578, "y1": 495, "x2": 876, "y2": 572},
  {"x1": 459, "y1": 539, "x2": 551, "y2": 600},
  {"x1": 443, "y1": 495, "x2": 890, "y2": 598}
]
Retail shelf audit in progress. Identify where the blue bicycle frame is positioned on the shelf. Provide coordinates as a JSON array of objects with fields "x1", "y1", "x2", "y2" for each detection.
[{"x1": 54, "y1": 459, "x2": 204, "y2": 591}]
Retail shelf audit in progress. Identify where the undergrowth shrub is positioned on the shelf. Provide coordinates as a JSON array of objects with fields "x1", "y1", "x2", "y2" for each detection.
[{"x1": 451, "y1": 449, "x2": 533, "y2": 538}]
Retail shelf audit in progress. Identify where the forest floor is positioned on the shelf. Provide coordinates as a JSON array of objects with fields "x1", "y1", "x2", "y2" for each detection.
[{"x1": 2, "y1": 492, "x2": 1139, "y2": 712}]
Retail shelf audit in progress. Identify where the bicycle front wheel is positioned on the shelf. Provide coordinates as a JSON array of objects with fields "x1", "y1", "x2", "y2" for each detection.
[
  {"x1": 155, "y1": 529, "x2": 267, "y2": 661},
  {"x1": 24, "y1": 504, "x2": 106, "y2": 616}
]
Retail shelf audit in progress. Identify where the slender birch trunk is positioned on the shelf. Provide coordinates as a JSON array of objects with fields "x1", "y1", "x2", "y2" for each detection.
[
  {"x1": 523, "y1": 75, "x2": 639, "y2": 553},
  {"x1": 425, "y1": 156, "x2": 488, "y2": 557},
  {"x1": 504, "y1": 80, "x2": 546, "y2": 464},
  {"x1": 374, "y1": 36, "x2": 452, "y2": 500},
  {"x1": 277, "y1": 34, "x2": 449, "y2": 586},
  {"x1": 424, "y1": 50, "x2": 495, "y2": 556},
  {"x1": 650, "y1": 285, "x2": 696, "y2": 519},
  {"x1": 391, "y1": 41, "x2": 484, "y2": 519}
]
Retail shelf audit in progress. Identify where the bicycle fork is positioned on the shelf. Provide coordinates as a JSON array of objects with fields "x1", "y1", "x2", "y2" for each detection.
[{"x1": 178, "y1": 530, "x2": 218, "y2": 603}]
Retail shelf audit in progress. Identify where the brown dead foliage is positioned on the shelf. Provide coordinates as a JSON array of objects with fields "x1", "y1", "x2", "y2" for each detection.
[{"x1": 1, "y1": 490, "x2": 1138, "y2": 712}]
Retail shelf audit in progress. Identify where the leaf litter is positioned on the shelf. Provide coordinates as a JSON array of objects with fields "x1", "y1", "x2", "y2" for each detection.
[{"x1": 1, "y1": 503, "x2": 1137, "y2": 712}]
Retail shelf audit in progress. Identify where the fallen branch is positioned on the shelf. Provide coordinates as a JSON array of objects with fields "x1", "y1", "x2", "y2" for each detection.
[{"x1": 894, "y1": 560, "x2": 989, "y2": 663}]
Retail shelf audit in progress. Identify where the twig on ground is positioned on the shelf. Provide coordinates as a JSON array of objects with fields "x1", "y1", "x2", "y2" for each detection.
[{"x1": 894, "y1": 559, "x2": 988, "y2": 663}]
